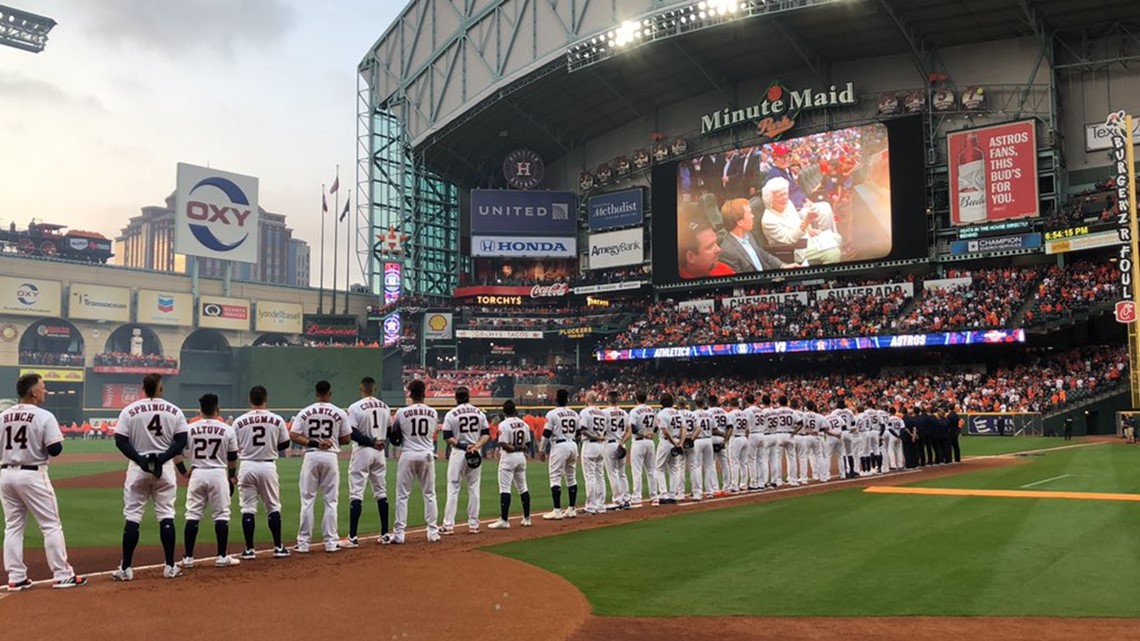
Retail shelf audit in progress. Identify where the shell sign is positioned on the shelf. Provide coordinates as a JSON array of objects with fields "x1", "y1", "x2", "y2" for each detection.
[{"x1": 423, "y1": 312, "x2": 453, "y2": 341}]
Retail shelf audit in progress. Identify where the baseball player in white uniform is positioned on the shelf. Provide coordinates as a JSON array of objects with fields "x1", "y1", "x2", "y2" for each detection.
[
  {"x1": 886, "y1": 408, "x2": 906, "y2": 471},
  {"x1": 832, "y1": 399, "x2": 858, "y2": 478},
  {"x1": 345, "y1": 377, "x2": 391, "y2": 546},
  {"x1": 706, "y1": 395, "x2": 729, "y2": 496},
  {"x1": 176, "y1": 393, "x2": 241, "y2": 568},
  {"x1": 289, "y1": 380, "x2": 351, "y2": 553},
  {"x1": 488, "y1": 400, "x2": 532, "y2": 529},
  {"x1": 799, "y1": 400, "x2": 826, "y2": 483},
  {"x1": 677, "y1": 398, "x2": 700, "y2": 499},
  {"x1": 653, "y1": 393, "x2": 684, "y2": 504},
  {"x1": 112, "y1": 373, "x2": 189, "y2": 581},
  {"x1": 767, "y1": 395, "x2": 799, "y2": 486},
  {"x1": 391, "y1": 379, "x2": 441, "y2": 543},
  {"x1": 820, "y1": 403, "x2": 846, "y2": 482},
  {"x1": 687, "y1": 398, "x2": 714, "y2": 499},
  {"x1": 749, "y1": 395, "x2": 772, "y2": 490},
  {"x1": 233, "y1": 385, "x2": 291, "y2": 560},
  {"x1": 441, "y1": 386, "x2": 490, "y2": 534},
  {"x1": 578, "y1": 392, "x2": 609, "y2": 514},
  {"x1": 603, "y1": 392, "x2": 632, "y2": 510},
  {"x1": 724, "y1": 397, "x2": 747, "y2": 493},
  {"x1": 0, "y1": 373, "x2": 85, "y2": 590},
  {"x1": 627, "y1": 391, "x2": 659, "y2": 505},
  {"x1": 540, "y1": 389, "x2": 580, "y2": 520}
]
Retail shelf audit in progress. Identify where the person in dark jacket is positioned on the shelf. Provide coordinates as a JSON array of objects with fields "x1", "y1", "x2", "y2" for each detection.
[{"x1": 947, "y1": 405, "x2": 962, "y2": 463}]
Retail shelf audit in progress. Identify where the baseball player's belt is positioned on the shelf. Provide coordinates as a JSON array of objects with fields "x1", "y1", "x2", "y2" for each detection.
[
  {"x1": 553, "y1": 438, "x2": 569, "y2": 444},
  {"x1": 1, "y1": 464, "x2": 39, "y2": 470},
  {"x1": 247, "y1": 459, "x2": 276, "y2": 462},
  {"x1": 634, "y1": 436, "x2": 651, "y2": 441}
]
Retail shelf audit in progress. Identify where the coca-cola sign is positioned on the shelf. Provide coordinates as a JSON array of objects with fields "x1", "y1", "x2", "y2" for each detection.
[{"x1": 530, "y1": 283, "x2": 569, "y2": 298}]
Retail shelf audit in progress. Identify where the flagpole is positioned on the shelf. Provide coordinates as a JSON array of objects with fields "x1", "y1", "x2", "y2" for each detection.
[
  {"x1": 318, "y1": 183, "x2": 326, "y2": 314},
  {"x1": 332, "y1": 164, "x2": 340, "y2": 314},
  {"x1": 343, "y1": 189, "x2": 351, "y2": 314}
]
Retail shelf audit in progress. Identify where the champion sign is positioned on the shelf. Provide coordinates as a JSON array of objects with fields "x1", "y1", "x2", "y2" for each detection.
[
  {"x1": 174, "y1": 162, "x2": 260, "y2": 264},
  {"x1": 469, "y1": 189, "x2": 577, "y2": 236},
  {"x1": 588, "y1": 188, "x2": 644, "y2": 231},
  {"x1": 471, "y1": 235, "x2": 576, "y2": 258}
]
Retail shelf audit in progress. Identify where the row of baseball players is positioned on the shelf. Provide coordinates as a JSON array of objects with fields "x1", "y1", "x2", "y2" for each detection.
[
  {"x1": 0, "y1": 372, "x2": 539, "y2": 588},
  {"x1": 532, "y1": 388, "x2": 906, "y2": 519}
]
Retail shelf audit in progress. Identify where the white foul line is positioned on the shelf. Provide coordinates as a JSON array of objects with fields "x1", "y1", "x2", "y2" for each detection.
[{"x1": 1020, "y1": 474, "x2": 1072, "y2": 489}]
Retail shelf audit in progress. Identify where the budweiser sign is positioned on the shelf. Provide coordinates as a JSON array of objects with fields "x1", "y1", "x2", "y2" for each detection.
[{"x1": 530, "y1": 283, "x2": 569, "y2": 298}]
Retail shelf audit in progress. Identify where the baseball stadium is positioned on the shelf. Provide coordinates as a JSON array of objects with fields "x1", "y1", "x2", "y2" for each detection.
[{"x1": 3, "y1": 0, "x2": 1140, "y2": 640}]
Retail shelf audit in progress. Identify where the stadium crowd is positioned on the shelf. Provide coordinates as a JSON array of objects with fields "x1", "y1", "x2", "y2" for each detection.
[
  {"x1": 575, "y1": 345, "x2": 1126, "y2": 415},
  {"x1": 19, "y1": 351, "x2": 84, "y2": 366},
  {"x1": 94, "y1": 352, "x2": 179, "y2": 370},
  {"x1": 609, "y1": 260, "x2": 1119, "y2": 349}
]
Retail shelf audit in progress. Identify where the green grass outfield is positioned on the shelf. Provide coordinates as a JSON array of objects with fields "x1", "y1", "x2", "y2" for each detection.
[
  {"x1": 489, "y1": 440, "x2": 1140, "y2": 618},
  {"x1": 0, "y1": 435, "x2": 1086, "y2": 551}
]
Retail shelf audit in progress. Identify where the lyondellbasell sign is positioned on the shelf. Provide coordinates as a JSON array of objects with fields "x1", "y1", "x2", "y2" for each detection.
[{"x1": 700, "y1": 81, "x2": 856, "y2": 136}]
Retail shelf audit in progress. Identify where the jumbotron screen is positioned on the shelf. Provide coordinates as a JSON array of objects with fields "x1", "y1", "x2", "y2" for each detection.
[{"x1": 652, "y1": 116, "x2": 927, "y2": 284}]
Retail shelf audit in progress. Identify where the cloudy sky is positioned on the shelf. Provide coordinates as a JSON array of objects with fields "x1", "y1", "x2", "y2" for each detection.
[{"x1": 0, "y1": 0, "x2": 403, "y2": 285}]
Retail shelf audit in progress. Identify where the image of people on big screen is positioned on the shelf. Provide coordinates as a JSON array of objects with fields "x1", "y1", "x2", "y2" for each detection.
[{"x1": 676, "y1": 123, "x2": 893, "y2": 279}]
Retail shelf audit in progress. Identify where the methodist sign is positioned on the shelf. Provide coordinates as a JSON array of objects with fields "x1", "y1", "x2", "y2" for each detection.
[{"x1": 700, "y1": 81, "x2": 857, "y2": 136}]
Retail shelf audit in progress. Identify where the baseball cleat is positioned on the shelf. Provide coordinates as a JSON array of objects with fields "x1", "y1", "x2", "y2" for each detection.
[
  {"x1": 620, "y1": 501, "x2": 632, "y2": 510},
  {"x1": 487, "y1": 519, "x2": 510, "y2": 530},
  {"x1": 564, "y1": 507, "x2": 577, "y2": 518},
  {"x1": 378, "y1": 534, "x2": 393, "y2": 545},
  {"x1": 7, "y1": 579, "x2": 32, "y2": 591},
  {"x1": 53, "y1": 575, "x2": 87, "y2": 589},
  {"x1": 343, "y1": 537, "x2": 360, "y2": 548},
  {"x1": 542, "y1": 509, "x2": 564, "y2": 520},
  {"x1": 272, "y1": 546, "x2": 291, "y2": 558},
  {"x1": 240, "y1": 549, "x2": 257, "y2": 560},
  {"x1": 427, "y1": 532, "x2": 441, "y2": 543},
  {"x1": 163, "y1": 564, "x2": 183, "y2": 579},
  {"x1": 439, "y1": 525, "x2": 455, "y2": 535},
  {"x1": 215, "y1": 555, "x2": 241, "y2": 567},
  {"x1": 292, "y1": 545, "x2": 310, "y2": 554},
  {"x1": 178, "y1": 556, "x2": 195, "y2": 569},
  {"x1": 520, "y1": 517, "x2": 532, "y2": 527},
  {"x1": 468, "y1": 526, "x2": 480, "y2": 535},
  {"x1": 649, "y1": 499, "x2": 660, "y2": 506},
  {"x1": 110, "y1": 567, "x2": 133, "y2": 582},
  {"x1": 325, "y1": 543, "x2": 342, "y2": 553}
]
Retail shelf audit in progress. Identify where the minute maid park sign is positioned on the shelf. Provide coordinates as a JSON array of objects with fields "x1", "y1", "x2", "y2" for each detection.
[{"x1": 700, "y1": 81, "x2": 857, "y2": 136}]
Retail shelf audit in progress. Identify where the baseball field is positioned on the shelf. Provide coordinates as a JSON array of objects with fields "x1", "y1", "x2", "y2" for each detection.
[{"x1": 2, "y1": 436, "x2": 1136, "y2": 641}]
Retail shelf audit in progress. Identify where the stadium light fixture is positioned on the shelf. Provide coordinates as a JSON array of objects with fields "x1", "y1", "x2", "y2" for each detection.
[
  {"x1": 0, "y1": 4, "x2": 57, "y2": 53},
  {"x1": 566, "y1": 0, "x2": 833, "y2": 72}
]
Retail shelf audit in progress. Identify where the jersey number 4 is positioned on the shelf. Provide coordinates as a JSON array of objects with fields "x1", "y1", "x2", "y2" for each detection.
[
  {"x1": 2, "y1": 424, "x2": 28, "y2": 450},
  {"x1": 146, "y1": 415, "x2": 163, "y2": 438}
]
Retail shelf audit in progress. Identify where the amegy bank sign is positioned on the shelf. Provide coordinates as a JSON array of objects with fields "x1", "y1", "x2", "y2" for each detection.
[{"x1": 700, "y1": 81, "x2": 857, "y2": 136}]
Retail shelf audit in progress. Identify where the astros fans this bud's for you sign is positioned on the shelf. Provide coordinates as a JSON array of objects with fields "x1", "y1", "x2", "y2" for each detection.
[
  {"x1": 948, "y1": 120, "x2": 1038, "y2": 226},
  {"x1": 174, "y1": 162, "x2": 260, "y2": 263}
]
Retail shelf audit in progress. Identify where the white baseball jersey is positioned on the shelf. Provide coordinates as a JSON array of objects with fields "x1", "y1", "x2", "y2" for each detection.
[
  {"x1": 695, "y1": 409, "x2": 713, "y2": 438},
  {"x1": 543, "y1": 407, "x2": 580, "y2": 442},
  {"x1": 442, "y1": 403, "x2": 489, "y2": 447},
  {"x1": 392, "y1": 404, "x2": 439, "y2": 454},
  {"x1": 579, "y1": 406, "x2": 608, "y2": 442},
  {"x1": 185, "y1": 418, "x2": 238, "y2": 469},
  {"x1": 679, "y1": 409, "x2": 698, "y2": 437},
  {"x1": 0, "y1": 404, "x2": 62, "y2": 466},
  {"x1": 233, "y1": 409, "x2": 289, "y2": 460},
  {"x1": 291, "y1": 402, "x2": 351, "y2": 453},
  {"x1": 707, "y1": 407, "x2": 729, "y2": 438},
  {"x1": 750, "y1": 406, "x2": 770, "y2": 435},
  {"x1": 658, "y1": 407, "x2": 683, "y2": 441},
  {"x1": 768, "y1": 406, "x2": 796, "y2": 433},
  {"x1": 347, "y1": 397, "x2": 391, "y2": 450},
  {"x1": 628, "y1": 404, "x2": 657, "y2": 439},
  {"x1": 857, "y1": 410, "x2": 883, "y2": 434},
  {"x1": 115, "y1": 397, "x2": 189, "y2": 455},
  {"x1": 498, "y1": 417, "x2": 532, "y2": 451},
  {"x1": 827, "y1": 409, "x2": 855, "y2": 433},
  {"x1": 801, "y1": 412, "x2": 825, "y2": 436},
  {"x1": 824, "y1": 411, "x2": 846, "y2": 436},
  {"x1": 888, "y1": 415, "x2": 906, "y2": 436},
  {"x1": 876, "y1": 409, "x2": 895, "y2": 431},
  {"x1": 605, "y1": 406, "x2": 630, "y2": 441}
]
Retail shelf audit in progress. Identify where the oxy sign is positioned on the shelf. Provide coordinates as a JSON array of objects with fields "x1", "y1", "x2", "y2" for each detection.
[{"x1": 175, "y1": 162, "x2": 260, "y2": 263}]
